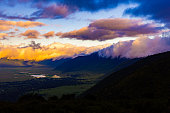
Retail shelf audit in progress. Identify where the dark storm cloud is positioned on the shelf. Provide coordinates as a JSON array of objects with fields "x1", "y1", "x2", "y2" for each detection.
[
  {"x1": 0, "y1": 0, "x2": 130, "y2": 20},
  {"x1": 56, "y1": 0, "x2": 130, "y2": 12},
  {"x1": 27, "y1": 41, "x2": 41, "y2": 49},
  {"x1": 125, "y1": 0, "x2": 170, "y2": 28},
  {"x1": 4, "y1": 0, "x2": 129, "y2": 11},
  {"x1": 1, "y1": 0, "x2": 170, "y2": 28},
  {"x1": 20, "y1": 41, "x2": 42, "y2": 49},
  {"x1": 27, "y1": 0, "x2": 130, "y2": 20}
]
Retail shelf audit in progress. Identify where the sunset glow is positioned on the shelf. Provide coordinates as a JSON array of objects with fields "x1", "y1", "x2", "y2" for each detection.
[{"x1": 0, "y1": 0, "x2": 169, "y2": 60}]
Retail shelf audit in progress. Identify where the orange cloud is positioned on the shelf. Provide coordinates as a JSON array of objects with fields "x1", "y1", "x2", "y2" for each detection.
[
  {"x1": 0, "y1": 25, "x2": 13, "y2": 31},
  {"x1": 0, "y1": 42, "x2": 110, "y2": 61},
  {"x1": 21, "y1": 30, "x2": 40, "y2": 39},
  {"x1": 0, "y1": 20, "x2": 16, "y2": 26},
  {"x1": 43, "y1": 31, "x2": 55, "y2": 38},
  {"x1": 57, "y1": 18, "x2": 161, "y2": 41},
  {"x1": 0, "y1": 33, "x2": 8, "y2": 39},
  {"x1": 16, "y1": 21, "x2": 45, "y2": 28},
  {"x1": 0, "y1": 20, "x2": 45, "y2": 31}
]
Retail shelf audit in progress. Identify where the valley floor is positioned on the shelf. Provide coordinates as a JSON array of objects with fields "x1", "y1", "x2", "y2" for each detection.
[{"x1": 0, "y1": 67, "x2": 100, "y2": 101}]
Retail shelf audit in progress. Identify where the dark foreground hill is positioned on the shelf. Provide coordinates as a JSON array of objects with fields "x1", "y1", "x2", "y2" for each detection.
[{"x1": 83, "y1": 51, "x2": 170, "y2": 99}]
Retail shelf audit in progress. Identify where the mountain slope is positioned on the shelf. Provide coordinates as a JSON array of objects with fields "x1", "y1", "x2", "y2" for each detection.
[
  {"x1": 55, "y1": 52, "x2": 138, "y2": 74},
  {"x1": 83, "y1": 51, "x2": 170, "y2": 99},
  {"x1": 37, "y1": 58, "x2": 71, "y2": 67}
]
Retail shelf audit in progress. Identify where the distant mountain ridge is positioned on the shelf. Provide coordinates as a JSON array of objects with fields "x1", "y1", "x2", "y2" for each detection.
[
  {"x1": 0, "y1": 52, "x2": 139, "y2": 76},
  {"x1": 37, "y1": 58, "x2": 71, "y2": 67},
  {"x1": 55, "y1": 52, "x2": 139, "y2": 74}
]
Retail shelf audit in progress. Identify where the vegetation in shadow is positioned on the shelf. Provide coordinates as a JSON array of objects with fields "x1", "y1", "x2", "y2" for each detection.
[{"x1": 0, "y1": 52, "x2": 170, "y2": 113}]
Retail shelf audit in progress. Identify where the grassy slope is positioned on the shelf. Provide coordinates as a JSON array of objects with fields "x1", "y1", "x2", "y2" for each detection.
[{"x1": 35, "y1": 84, "x2": 94, "y2": 98}]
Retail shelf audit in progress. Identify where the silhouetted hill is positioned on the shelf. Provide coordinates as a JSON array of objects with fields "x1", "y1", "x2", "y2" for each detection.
[
  {"x1": 83, "y1": 51, "x2": 170, "y2": 100},
  {"x1": 55, "y1": 52, "x2": 138, "y2": 74},
  {"x1": 37, "y1": 58, "x2": 71, "y2": 67}
]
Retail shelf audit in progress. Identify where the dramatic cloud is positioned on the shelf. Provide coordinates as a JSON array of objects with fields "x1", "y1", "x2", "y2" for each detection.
[
  {"x1": 21, "y1": 30, "x2": 40, "y2": 39},
  {"x1": 0, "y1": 42, "x2": 110, "y2": 61},
  {"x1": 43, "y1": 31, "x2": 55, "y2": 38},
  {"x1": 1, "y1": 0, "x2": 170, "y2": 28},
  {"x1": 99, "y1": 36, "x2": 170, "y2": 58},
  {"x1": 0, "y1": 20, "x2": 45, "y2": 31},
  {"x1": 2, "y1": 0, "x2": 129, "y2": 11},
  {"x1": 0, "y1": 0, "x2": 130, "y2": 20},
  {"x1": 32, "y1": 4, "x2": 75, "y2": 19},
  {"x1": 125, "y1": 0, "x2": 170, "y2": 28},
  {"x1": 30, "y1": 0, "x2": 130, "y2": 19},
  {"x1": 56, "y1": 18, "x2": 161, "y2": 41}
]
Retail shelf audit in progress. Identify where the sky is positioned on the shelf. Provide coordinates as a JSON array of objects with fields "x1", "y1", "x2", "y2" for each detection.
[{"x1": 0, "y1": 0, "x2": 169, "y2": 61}]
